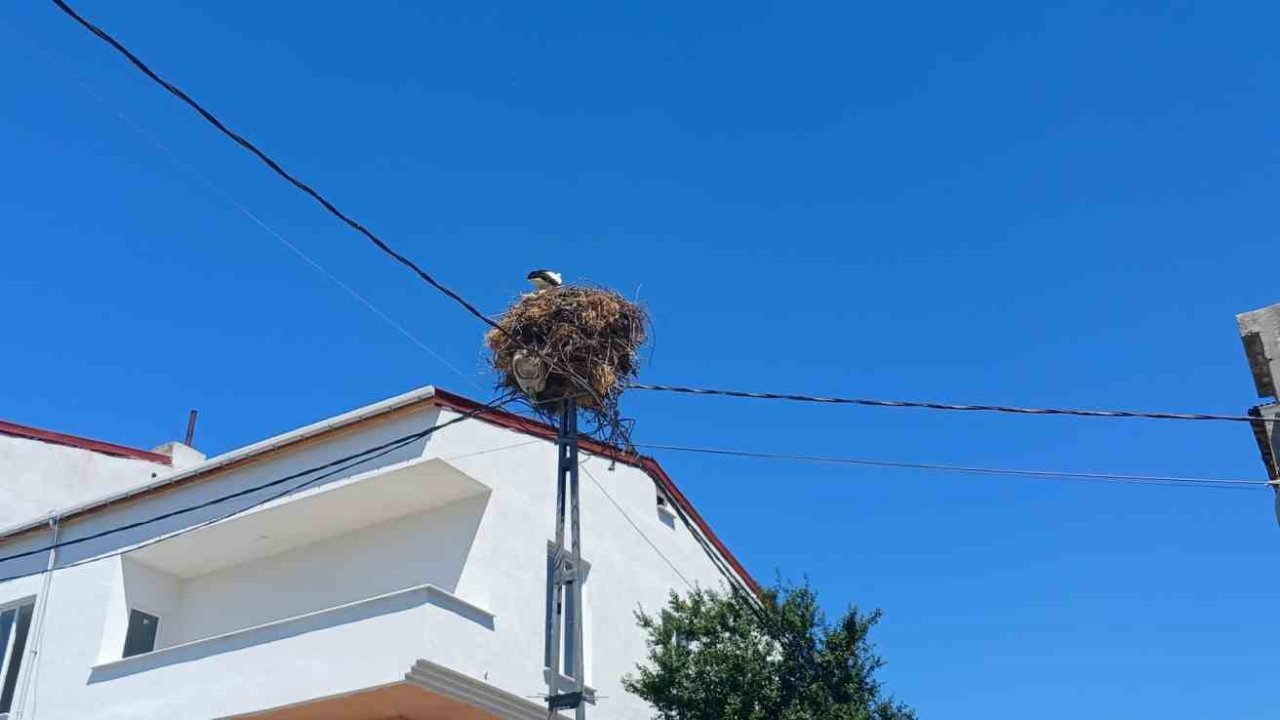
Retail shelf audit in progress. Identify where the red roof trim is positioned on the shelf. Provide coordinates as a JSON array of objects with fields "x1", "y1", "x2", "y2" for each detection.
[
  {"x1": 0, "y1": 419, "x2": 171, "y2": 465},
  {"x1": 432, "y1": 389, "x2": 760, "y2": 594}
]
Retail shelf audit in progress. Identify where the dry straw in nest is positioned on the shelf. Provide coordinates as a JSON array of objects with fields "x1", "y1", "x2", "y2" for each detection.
[{"x1": 486, "y1": 286, "x2": 648, "y2": 430}]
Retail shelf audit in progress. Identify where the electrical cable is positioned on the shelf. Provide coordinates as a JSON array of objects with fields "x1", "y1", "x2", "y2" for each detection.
[
  {"x1": 579, "y1": 444, "x2": 765, "y2": 613},
  {"x1": 634, "y1": 443, "x2": 1272, "y2": 489},
  {"x1": 0, "y1": 393, "x2": 517, "y2": 581},
  {"x1": 43, "y1": 0, "x2": 1273, "y2": 463},
  {"x1": 629, "y1": 383, "x2": 1276, "y2": 424},
  {"x1": 0, "y1": 18, "x2": 485, "y2": 395},
  {"x1": 49, "y1": 0, "x2": 608, "y2": 417},
  {"x1": 579, "y1": 459, "x2": 693, "y2": 589}
]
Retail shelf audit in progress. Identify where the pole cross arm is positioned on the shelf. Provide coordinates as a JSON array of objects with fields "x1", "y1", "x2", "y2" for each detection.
[{"x1": 548, "y1": 691, "x2": 585, "y2": 711}]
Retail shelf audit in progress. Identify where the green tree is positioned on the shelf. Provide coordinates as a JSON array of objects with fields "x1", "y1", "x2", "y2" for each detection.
[{"x1": 623, "y1": 582, "x2": 915, "y2": 720}]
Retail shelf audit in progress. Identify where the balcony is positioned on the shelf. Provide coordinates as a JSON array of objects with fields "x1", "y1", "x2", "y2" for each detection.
[{"x1": 76, "y1": 456, "x2": 512, "y2": 720}]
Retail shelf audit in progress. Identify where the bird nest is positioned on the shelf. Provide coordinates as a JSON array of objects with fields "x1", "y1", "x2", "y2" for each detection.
[{"x1": 486, "y1": 286, "x2": 648, "y2": 441}]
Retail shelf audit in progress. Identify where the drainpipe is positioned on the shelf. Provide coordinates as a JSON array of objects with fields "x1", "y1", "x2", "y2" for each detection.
[{"x1": 12, "y1": 514, "x2": 59, "y2": 720}]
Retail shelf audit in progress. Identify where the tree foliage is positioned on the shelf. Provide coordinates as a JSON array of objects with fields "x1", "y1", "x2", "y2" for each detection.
[{"x1": 623, "y1": 583, "x2": 915, "y2": 720}]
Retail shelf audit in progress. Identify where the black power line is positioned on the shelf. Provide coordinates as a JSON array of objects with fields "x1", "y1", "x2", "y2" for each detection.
[
  {"x1": 48, "y1": 0, "x2": 610, "y2": 417},
  {"x1": 579, "y1": 444, "x2": 765, "y2": 610},
  {"x1": 0, "y1": 393, "x2": 517, "y2": 582},
  {"x1": 46, "y1": 0, "x2": 1273, "y2": 442},
  {"x1": 49, "y1": 0, "x2": 496, "y2": 334},
  {"x1": 629, "y1": 383, "x2": 1275, "y2": 424}
]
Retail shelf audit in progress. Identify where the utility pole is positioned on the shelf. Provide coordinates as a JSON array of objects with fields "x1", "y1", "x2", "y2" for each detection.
[
  {"x1": 1237, "y1": 302, "x2": 1280, "y2": 524},
  {"x1": 546, "y1": 397, "x2": 586, "y2": 719}
]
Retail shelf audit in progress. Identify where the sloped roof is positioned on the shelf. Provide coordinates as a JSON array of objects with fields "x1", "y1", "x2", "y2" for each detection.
[{"x1": 0, "y1": 419, "x2": 171, "y2": 464}]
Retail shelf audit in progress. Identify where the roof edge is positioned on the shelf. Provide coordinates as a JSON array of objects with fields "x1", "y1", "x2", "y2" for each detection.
[
  {"x1": 0, "y1": 386, "x2": 759, "y2": 596},
  {"x1": 0, "y1": 419, "x2": 171, "y2": 465},
  {"x1": 431, "y1": 389, "x2": 761, "y2": 594},
  {"x1": 0, "y1": 386, "x2": 442, "y2": 540}
]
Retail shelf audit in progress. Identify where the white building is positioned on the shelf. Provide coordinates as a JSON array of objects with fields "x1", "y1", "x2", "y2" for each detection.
[{"x1": 0, "y1": 386, "x2": 755, "y2": 720}]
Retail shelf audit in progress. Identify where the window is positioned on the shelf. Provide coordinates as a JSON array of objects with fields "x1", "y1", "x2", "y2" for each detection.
[
  {"x1": 122, "y1": 609, "x2": 160, "y2": 658},
  {"x1": 0, "y1": 601, "x2": 34, "y2": 715},
  {"x1": 656, "y1": 490, "x2": 677, "y2": 528},
  {"x1": 544, "y1": 548, "x2": 590, "y2": 680}
]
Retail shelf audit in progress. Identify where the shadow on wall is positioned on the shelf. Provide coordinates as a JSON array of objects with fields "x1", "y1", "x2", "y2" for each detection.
[
  {"x1": 94, "y1": 492, "x2": 491, "y2": 674},
  {"x1": 88, "y1": 582, "x2": 494, "y2": 683},
  {"x1": 47, "y1": 430, "x2": 439, "y2": 574}
]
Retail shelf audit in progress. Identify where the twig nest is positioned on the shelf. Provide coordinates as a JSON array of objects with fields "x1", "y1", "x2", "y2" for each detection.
[{"x1": 486, "y1": 286, "x2": 648, "y2": 425}]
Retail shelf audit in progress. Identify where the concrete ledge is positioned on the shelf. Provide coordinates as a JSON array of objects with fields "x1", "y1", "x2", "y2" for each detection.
[
  {"x1": 89, "y1": 584, "x2": 493, "y2": 681},
  {"x1": 407, "y1": 659, "x2": 562, "y2": 720}
]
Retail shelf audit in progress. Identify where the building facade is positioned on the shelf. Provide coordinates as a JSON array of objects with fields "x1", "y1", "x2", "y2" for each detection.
[
  {"x1": 0, "y1": 387, "x2": 753, "y2": 719},
  {"x1": 1238, "y1": 303, "x2": 1280, "y2": 481}
]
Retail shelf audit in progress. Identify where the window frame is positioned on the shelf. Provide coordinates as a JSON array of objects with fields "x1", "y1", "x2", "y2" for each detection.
[
  {"x1": 656, "y1": 490, "x2": 678, "y2": 527},
  {"x1": 0, "y1": 598, "x2": 36, "y2": 717}
]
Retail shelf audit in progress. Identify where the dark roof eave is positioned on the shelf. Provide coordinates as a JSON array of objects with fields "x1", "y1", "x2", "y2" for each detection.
[
  {"x1": 0, "y1": 420, "x2": 171, "y2": 465},
  {"x1": 1249, "y1": 406, "x2": 1279, "y2": 481}
]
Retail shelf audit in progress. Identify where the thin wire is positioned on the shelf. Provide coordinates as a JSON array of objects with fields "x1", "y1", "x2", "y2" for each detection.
[
  {"x1": 0, "y1": 393, "x2": 517, "y2": 579},
  {"x1": 581, "y1": 442, "x2": 765, "y2": 610},
  {"x1": 462, "y1": 412, "x2": 754, "y2": 606},
  {"x1": 472, "y1": 418, "x2": 748, "y2": 603},
  {"x1": 0, "y1": 429, "x2": 544, "y2": 720},
  {"x1": 579, "y1": 458, "x2": 693, "y2": 589},
  {"x1": 228, "y1": 206, "x2": 487, "y2": 393},
  {"x1": 0, "y1": 18, "x2": 484, "y2": 394},
  {"x1": 635, "y1": 442, "x2": 1272, "y2": 489},
  {"x1": 49, "y1": 0, "x2": 608, "y2": 415},
  {"x1": 49, "y1": 0, "x2": 494, "y2": 331},
  {"x1": 438, "y1": 439, "x2": 543, "y2": 463},
  {"x1": 629, "y1": 383, "x2": 1275, "y2": 424}
]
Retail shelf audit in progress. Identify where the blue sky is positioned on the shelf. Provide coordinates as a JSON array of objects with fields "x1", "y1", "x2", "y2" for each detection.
[{"x1": 3, "y1": 1, "x2": 1278, "y2": 716}]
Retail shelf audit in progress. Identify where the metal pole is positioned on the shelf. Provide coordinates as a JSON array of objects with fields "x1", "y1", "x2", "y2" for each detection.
[
  {"x1": 184, "y1": 409, "x2": 199, "y2": 447},
  {"x1": 567, "y1": 401, "x2": 586, "y2": 720},
  {"x1": 547, "y1": 397, "x2": 585, "y2": 718}
]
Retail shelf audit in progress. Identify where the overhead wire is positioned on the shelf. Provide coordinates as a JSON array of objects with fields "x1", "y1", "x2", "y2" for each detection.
[
  {"x1": 49, "y1": 0, "x2": 610, "y2": 419},
  {"x1": 579, "y1": 458, "x2": 693, "y2": 589},
  {"x1": 634, "y1": 443, "x2": 1273, "y2": 490},
  {"x1": 42, "y1": 2, "x2": 1271, "y2": 438},
  {"x1": 0, "y1": 393, "x2": 518, "y2": 583},
  {"x1": 0, "y1": 17, "x2": 485, "y2": 394},
  {"x1": 579, "y1": 443, "x2": 765, "y2": 610},
  {"x1": 628, "y1": 383, "x2": 1276, "y2": 424},
  {"x1": 43, "y1": 0, "x2": 1267, "y2": 637}
]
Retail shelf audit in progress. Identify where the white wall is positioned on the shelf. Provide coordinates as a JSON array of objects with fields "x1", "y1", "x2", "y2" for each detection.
[
  {"x1": 122, "y1": 558, "x2": 182, "y2": 649},
  {"x1": 166, "y1": 494, "x2": 488, "y2": 646},
  {"x1": 0, "y1": 435, "x2": 165, "y2": 533},
  {"x1": 427, "y1": 409, "x2": 735, "y2": 720},
  {"x1": 0, "y1": 398, "x2": 747, "y2": 720}
]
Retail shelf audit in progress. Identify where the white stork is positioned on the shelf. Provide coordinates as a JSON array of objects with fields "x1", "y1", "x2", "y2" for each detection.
[{"x1": 527, "y1": 269, "x2": 563, "y2": 291}]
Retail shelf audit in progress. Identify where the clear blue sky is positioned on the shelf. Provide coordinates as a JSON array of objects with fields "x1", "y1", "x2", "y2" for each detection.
[{"x1": 3, "y1": 1, "x2": 1278, "y2": 716}]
